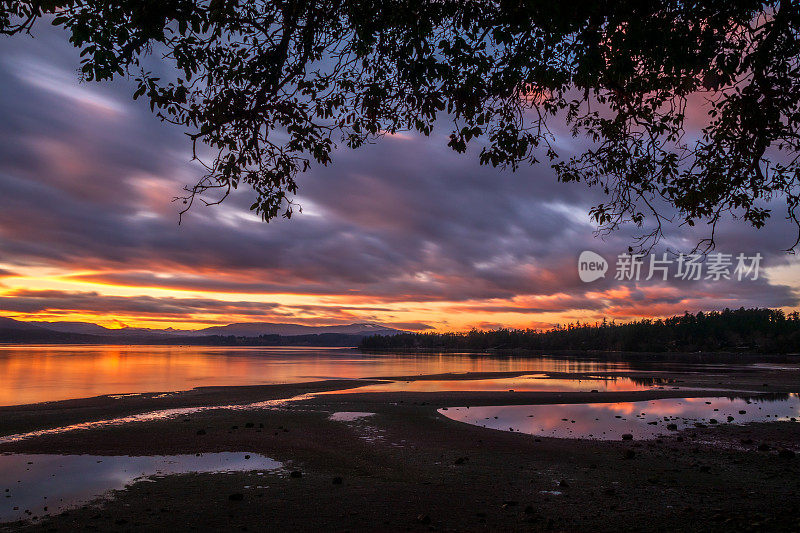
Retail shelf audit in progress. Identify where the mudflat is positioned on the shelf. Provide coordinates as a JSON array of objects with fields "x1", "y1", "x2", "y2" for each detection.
[{"x1": 1, "y1": 366, "x2": 799, "y2": 532}]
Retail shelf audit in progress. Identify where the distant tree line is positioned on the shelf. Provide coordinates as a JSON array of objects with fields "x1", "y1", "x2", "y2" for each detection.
[{"x1": 359, "y1": 308, "x2": 800, "y2": 354}]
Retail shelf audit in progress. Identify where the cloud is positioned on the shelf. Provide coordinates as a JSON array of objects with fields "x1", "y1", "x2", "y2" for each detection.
[
  {"x1": 384, "y1": 322, "x2": 435, "y2": 331},
  {"x1": 0, "y1": 26, "x2": 797, "y2": 329},
  {"x1": 0, "y1": 289, "x2": 282, "y2": 317}
]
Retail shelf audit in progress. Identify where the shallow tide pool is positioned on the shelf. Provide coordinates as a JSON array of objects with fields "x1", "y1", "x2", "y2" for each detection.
[
  {"x1": 0, "y1": 452, "x2": 282, "y2": 523},
  {"x1": 439, "y1": 394, "x2": 800, "y2": 440}
]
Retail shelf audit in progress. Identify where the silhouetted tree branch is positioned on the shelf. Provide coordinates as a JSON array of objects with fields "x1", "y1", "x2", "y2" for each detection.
[{"x1": 2, "y1": 1, "x2": 799, "y2": 250}]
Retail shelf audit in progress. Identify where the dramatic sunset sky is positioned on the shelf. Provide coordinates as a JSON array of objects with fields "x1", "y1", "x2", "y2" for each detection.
[{"x1": 0, "y1": 25, "x2": 798, "y2": 332}]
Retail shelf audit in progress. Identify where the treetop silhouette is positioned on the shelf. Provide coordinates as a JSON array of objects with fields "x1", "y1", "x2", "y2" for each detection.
[{"x1": 2, "y1": 1, "x2": 799, "y2": 249}]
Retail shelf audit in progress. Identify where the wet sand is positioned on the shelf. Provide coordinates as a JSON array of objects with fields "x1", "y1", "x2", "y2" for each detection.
[{"x1": 1, "y1": 367, "x2": 799, "y2": 531}]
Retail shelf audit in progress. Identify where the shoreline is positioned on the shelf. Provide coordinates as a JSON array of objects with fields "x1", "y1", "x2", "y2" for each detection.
[
  {"x1": 3, "y1": 365, "x2": 798, "y2": 438},
  {"x1": 360, "y1": 347, "x2": 800, "y2": 363},
  {"x1": 1, "y1": 366, "x2": 798, "y2": 531}
]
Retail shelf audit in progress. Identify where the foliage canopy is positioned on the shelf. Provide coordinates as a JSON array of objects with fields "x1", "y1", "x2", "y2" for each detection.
[
  {"x1": 2, "y1": 1, "x2": 800, "y2": 249},
  {"x1": 359, "y1": 308, "x2": 800, "y2": 354}
]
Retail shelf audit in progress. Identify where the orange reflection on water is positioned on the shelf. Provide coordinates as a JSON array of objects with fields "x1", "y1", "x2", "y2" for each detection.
[
  {"x1": 322, "y1": 375, "x2": 655, "y2": 394},
  {"x1": 0, "y1": 345, "x2": 631, "y2": 406}
]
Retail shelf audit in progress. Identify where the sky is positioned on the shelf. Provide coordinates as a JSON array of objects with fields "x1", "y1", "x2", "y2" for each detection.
[{"x1": 0, "y1": 25, "x2": 798, "y2": 332}]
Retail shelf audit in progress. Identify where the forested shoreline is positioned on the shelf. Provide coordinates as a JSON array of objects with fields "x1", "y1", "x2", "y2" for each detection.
[{"x1": 359, "y1": 308, "x2": 800, "y2": 354}]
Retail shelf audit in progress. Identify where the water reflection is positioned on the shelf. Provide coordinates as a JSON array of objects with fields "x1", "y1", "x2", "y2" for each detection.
[
  {"x1": 439, "y1": 394, "x2": 800, "y2": 440},
  {"x1": 321, "y1": 375, "x2": 663, "y2": 394},
  {"x1": 0, "y1": 395, "x2": 313, "y2": 445},
  {"x1": 0, "y1": 452, "x2": 282, "y2": 522},
  {"x1": 0, "y1": 345, "x2": 631, "y2": 406}
]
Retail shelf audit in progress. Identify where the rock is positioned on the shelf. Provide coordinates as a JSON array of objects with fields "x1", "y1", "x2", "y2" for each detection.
[
  {"x1": 196, "y1": 429, "x2": 206, "y2": 435},
  {"x1": 245, "y1": 422, "x2": 254, "y2": 428},
  {"x1": 727, "y1": 416, "x2": 734, "y2": 422},
  {"x1": 739, "y1": 410, "x2": 746, "y2": 414},
  {"x1": 558, "y1": 479, "x2": 569, "y2": 488},
  {"x1": 416, "y1": 514, "x2": 431, "y2": 524},
  {"x1": 624, "y1": 450, "x2": 636, "y2": 459},
  {"x1": 757, "y1": 443, "x2": 770, "y2": 452},
  {"x1": 290, "y1": 471, "x2": 303, "y2": 478},
  {"x1": 666, "y1": 423, "x2": 678, "y2": 431},
  {"x1": 590, "y1": 389, "x2": 599, "y2": 393},
  {"x1": 741, "y1": 438, "x2": 754, "y2": 445},
  {"x1": 332, "y1": 476, "x2": 343, "y2": 485},
  {"x1": 244, "y1": 455, "x2": 250, "y2": 460},
  {"x1": 709, "y1": 419, "x2": 718, "y2": 424},
  {"x1": 778, "y1": 449, "x2": 795, "y2": 459},
  {"x1": 621, "y1": 434, "x2": 633, "y2": 440},
  {"x1": 454, "y1": 457, "x2": 468, "y2": 465},
  {"x1": 228, "y1": 493, "x2": 244, "y2": 502},
  {"x1": 502, "y1": 500, "x2": 518, "y2": 508},
  {"x1": 603, "y1": 487, "x2": 616, "y2": 496}
]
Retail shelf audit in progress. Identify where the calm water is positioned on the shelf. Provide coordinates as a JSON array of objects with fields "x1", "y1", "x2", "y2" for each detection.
[
  {"x1": 0, "y1": 345, "x2": 630, "y2": 406},
  {"x1": 321, "y1": 374, "x2": 664, "y2": 394},
  {"x1": 0, "y1": 452, "x2": 282, "y2": 522},
  {"x1": 440, "y1": 394, "x2": 800, "y2": 440}
]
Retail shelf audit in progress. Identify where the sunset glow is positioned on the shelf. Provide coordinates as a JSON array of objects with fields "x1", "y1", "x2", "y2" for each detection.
[{"x1": 0, "y1": 28, "x2": 798, "y2": 333}]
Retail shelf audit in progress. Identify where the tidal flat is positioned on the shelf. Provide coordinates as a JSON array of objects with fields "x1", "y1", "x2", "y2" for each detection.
[{"x1": 0, "y1": 364, "x2": 799, "y2": 532}]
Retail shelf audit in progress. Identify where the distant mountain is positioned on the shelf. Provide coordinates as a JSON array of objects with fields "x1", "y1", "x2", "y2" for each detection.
[
  {"x1": 193, "y1": 322, "x2": 403, "y2": 337},
  {"x1": 0, "y1": 317, "x2": 49, "y2": 331},
  {"x1": 0, "y1": 317, "x2": 98, "y2": 343},
  {"x1": 27, "y1": 320, "x2": 111, "y2": 335},
  {"x1": 29, "y1": 321, "x2": 174, "y2": 337},
  {"x1": 0, "y1": 317, "x2": 405, "y2": 344}
]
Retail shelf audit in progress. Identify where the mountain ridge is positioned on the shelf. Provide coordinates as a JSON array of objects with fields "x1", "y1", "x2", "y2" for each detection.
[{"x1": 1, "y1": 317, "x2": 405, "y2": 340}]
